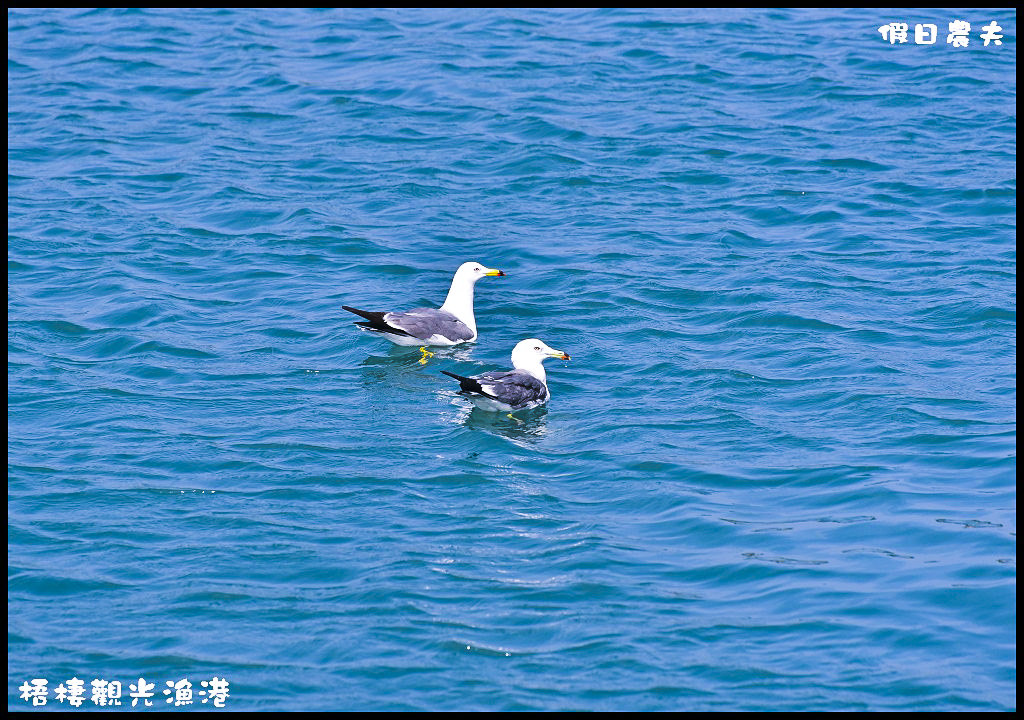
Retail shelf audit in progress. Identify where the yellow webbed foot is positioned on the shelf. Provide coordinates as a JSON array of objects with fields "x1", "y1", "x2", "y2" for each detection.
[{"x1": 418, "y1": 346, "x2": 435, "y2": 365}]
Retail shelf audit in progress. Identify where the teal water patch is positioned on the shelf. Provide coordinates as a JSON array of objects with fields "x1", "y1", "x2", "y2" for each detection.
[{"x1": 8, "y1": 7, "x2": 1015, "y2": 712}]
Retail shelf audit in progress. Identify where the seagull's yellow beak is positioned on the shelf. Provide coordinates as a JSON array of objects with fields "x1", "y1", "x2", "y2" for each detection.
[
  {"x1": 548, "y1": 350, "x2": 570, "y2": 361},
  {"x1": 485, "y1": 268, "x2": 505, "y2": 277}
]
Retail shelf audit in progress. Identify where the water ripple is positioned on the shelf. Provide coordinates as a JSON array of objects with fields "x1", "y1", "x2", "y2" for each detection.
[{"x1": 8, "y1": 6, "x2": 1015, "y2": 713}]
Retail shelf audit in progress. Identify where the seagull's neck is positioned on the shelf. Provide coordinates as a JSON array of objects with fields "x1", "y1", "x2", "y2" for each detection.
[
  {"x1": 512, "y1": 356, "x2": 547, "y2": 385},
  {"x1": 439, "y1": 274, "x2": 478, "y2": 335}
]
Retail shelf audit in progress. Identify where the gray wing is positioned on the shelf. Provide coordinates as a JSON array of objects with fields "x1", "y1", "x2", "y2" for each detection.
[
  {"x1": 384, "y1": 308, "x2": 474, "y2": 342},
  {"x1": 476, "y1": 370, "x2": 549, "y2": 409}
]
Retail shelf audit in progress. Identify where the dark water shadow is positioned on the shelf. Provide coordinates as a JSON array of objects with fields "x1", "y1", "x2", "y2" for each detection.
[
  {"x1": 358, "y1": 343, "x2": 477, "y2": 368},
  {"x1": 458, "y1": 404, "x2": 549, "y2": 444}
]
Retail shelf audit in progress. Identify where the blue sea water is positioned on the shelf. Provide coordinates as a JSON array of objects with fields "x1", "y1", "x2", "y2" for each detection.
[{"x1": 7, "y1": 7, "x2": 1016, "y2": 712}]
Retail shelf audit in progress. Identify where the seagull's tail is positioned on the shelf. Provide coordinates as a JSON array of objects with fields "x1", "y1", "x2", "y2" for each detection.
[
  {"x1": 342, "y1": 306, "x2": 412, "y2": 337},
  {"x1": 441, "y1": 370, "x2": 498, "y2": 400},
  {"x1": 342, "y1": 305, "x2": 384, "y2": 322}
]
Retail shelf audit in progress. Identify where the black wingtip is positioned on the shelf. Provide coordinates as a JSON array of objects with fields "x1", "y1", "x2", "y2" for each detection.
[
  {"x1": 342, "y1": 305, "x2": 370, "y2": 318},
  {"x1": 441, "y1": 370, "x2": 498, "y2": 400},
  {"x1": 342, "y1": 306, "x2": 413, "y2": 337}
]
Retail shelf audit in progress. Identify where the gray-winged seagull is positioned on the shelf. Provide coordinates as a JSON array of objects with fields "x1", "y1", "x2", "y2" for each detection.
[
  {"x1": 441, "y1": 338, "x2": 571, "y2": 413},
  {"x1": 343, "y1": 261, "x2": 505, "y2": 361}
]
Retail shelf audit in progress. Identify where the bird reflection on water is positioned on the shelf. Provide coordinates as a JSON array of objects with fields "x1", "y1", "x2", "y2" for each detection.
[{"x1": 455, "y1": 402, "x2": 549, "y2": 445}]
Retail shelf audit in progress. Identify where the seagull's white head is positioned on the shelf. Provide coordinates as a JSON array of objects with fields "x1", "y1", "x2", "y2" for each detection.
[
  {"x1": 455, "y1": 261, "x2": 505, "y2": 283},
  {"x1": 511, "y1": 338, "x2": 571, "y2": 369},
  {"x1": 440, "y1": 261, "x2": 504, "y2": 332}
]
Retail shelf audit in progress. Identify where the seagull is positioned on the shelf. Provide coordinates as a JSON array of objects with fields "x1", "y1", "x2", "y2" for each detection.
[
  {"x1": 441, "y1": 338, "x2": 571, "y2": 413},
  {"x1": 342, "y1": 262, "x2": 505, "y2": 357}
]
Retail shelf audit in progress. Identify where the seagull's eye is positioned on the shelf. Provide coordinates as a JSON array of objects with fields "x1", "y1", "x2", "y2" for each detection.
[{"x1": 534, "y1": 346, "x2": 540, "y2": 351}]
